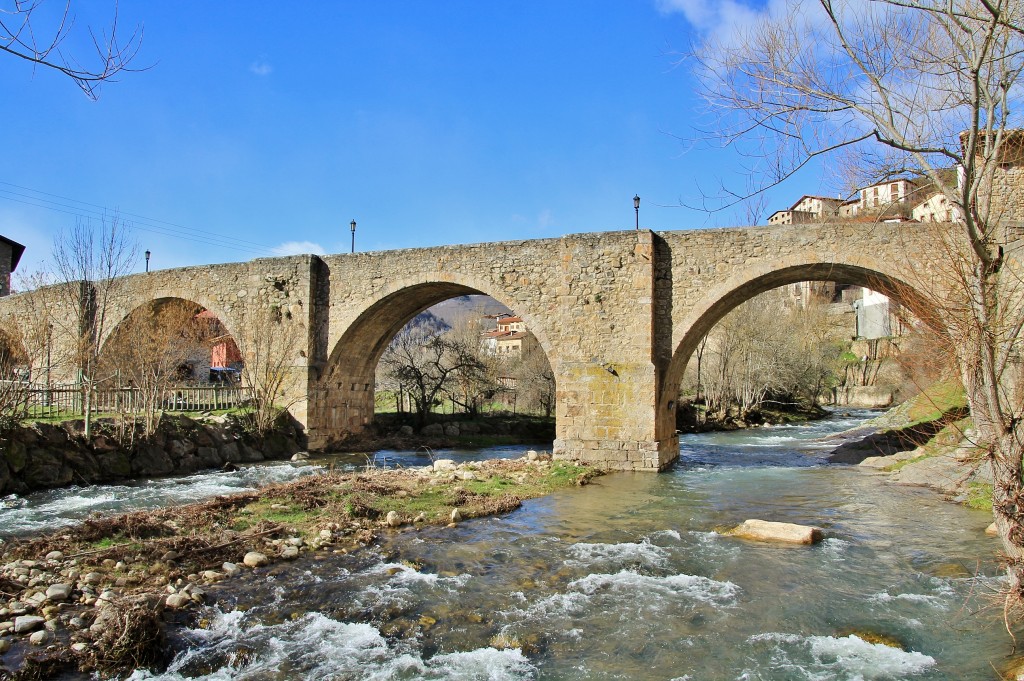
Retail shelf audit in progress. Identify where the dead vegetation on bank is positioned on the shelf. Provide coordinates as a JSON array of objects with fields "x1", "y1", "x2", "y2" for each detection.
[{"x1": 0, "y1": 455, "x2": 599, "y2": 679}]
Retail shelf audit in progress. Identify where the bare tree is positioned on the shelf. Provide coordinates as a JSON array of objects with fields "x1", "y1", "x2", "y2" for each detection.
[
  {"x1": 682, "y1": 291, "x2": 845, "y2": 424},
  {"x1": 511, "y1": 338, "x2": 556, "y2": 417},
  {"x1": 98, "y1": 299, "x2": 210, "y2": 438},
  {"x1": 51, "y1": 214, "x2": 137, "y2": 437},
  {"x1": 0, "y1": 326, "x2": 30, "y2": 428},
  {"x1": 1, "y1": 0, "x2": 143, "y2": 99},
  {"x1": 237, "y1": 304, "x2": 303, "y2": 436},
  {"x1": 379, "y1": 320, "x2": 486, "y2": 429},
  {"x1": 687, "y1": 0, "x2": 1024, "y2": 614}
]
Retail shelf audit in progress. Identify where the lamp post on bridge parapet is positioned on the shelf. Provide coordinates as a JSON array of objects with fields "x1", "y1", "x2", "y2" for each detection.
[
  {"x1": 633, "y1": 195, "x2": 640, "y2": 230},
  {"x1": 350, "y1": 220, "x2": 356, "y2": 253}
]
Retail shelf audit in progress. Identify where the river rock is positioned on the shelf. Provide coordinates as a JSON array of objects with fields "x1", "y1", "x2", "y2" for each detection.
[
  {"x1": 421, "y1": 423, "x2": 444, "y2": 436},
  {"x1": 45, "y1": 550, "x2": 64, "y2": 562},
  {"x1": 14, "y1": 615, "x2": 45, "y2": 633},
  {"x1": 165, "y1": 593, "x2": 191, "y2": 609},
  {"x1": 281, "y1": 546, "x2": 299, "y2": 560},
  {"x1": 45, "y1": 583, "x2": 72, "y2": 602},
  {"x1": 450, "y1": 508, "x2": 462, "y2": 522},
  {"x1": 433, "y1": 459, "x2": 457, "y2": 472},
  {"x1": 291, "y1": 452, "x2": 310, "y2": 461},
  {"x1": 726, "y1": 519, "x2": 823, "y2": 545},
  {"x1": 222, "y1": 562, "x2": 242, "y2": 577},
  {"x1": 986, "y1": 523, "x2": 999, "y2": 536},
  {"x1": 243, "y1": 551, "x2": 269, "y2": 568},
  {"x1": 386, "y1": 511, "x2": 402, "y2": 527},
  {"x1": 526, "y1": 450, "x2": 539, "y2": 461},
  {"x1": 0, "y1": 638, "x2": 10, "y2": 654},
  {"x1": 29, "y1": 629, "x2": 51, "y2": 645}
]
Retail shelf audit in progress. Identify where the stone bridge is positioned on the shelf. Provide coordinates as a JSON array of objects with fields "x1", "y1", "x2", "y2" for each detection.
[{"x1": 1, "y1": 222, "x2": 951, "y2": 471}]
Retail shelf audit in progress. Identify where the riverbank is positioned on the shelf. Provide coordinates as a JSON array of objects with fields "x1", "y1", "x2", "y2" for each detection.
[
  {"x1": 326, "y1": 413, "x2": 555, "y2": 452},
  {"x1": 825, "y1": 379, "x2": 989, "y2": 510},
  {"x1": 675, "y1": 399, "x2": 828, "y2": 433},
  {"x1": 0, "y1": 453, "x2": 597, "y2": 679}
]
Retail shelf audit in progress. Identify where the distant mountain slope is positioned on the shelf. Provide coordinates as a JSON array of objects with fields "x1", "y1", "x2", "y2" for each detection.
[{"x1": 423, "y1": 295, "x2": 511, "y2": 328}]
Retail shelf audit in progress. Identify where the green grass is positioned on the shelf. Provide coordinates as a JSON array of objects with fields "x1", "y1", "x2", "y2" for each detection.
[
  {"x1": 964, "y1": 482, "x2": 993, "y2": 512},
  {"x1": 903, "y1": 378, "x2": 968, "y2": 426}
]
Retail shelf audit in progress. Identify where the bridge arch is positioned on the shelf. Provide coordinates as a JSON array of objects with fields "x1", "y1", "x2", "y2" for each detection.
[
  {"x1": 657, "y1": 255, "x2": 937, "y2": 442},
  {"x1": 98, "y1": 295, "x2": 244, "y2": 386},
  {"x1": 309, "y1": 272, "x2": 558, "y2": 447}
]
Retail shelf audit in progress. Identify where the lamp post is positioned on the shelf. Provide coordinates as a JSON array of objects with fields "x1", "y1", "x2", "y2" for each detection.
[
  {"x1": 350, "y1": 220, "x2": 356, "y2": 253},
  {"x1": 633, "y1": 195, "x2": 640, "y2": 230},
  {"x1": 144, "y1": 250, "x2": 151, "y2": 272}
]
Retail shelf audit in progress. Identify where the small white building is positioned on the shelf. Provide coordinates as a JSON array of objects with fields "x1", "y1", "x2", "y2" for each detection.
[{"x1": 912, "y1": 191, "x2": 960, "y2": 223}]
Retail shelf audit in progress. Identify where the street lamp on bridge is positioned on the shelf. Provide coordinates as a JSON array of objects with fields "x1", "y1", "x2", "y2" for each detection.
[
  {"x1": 633, "y1": 195, "x2": 640, "y2": 230},
  {"x1": 144, "y1": 250, "x2": 151, "y2": 272},
  {"x1": 350, "y1": 220, "x2": 356, "y2": 253}
]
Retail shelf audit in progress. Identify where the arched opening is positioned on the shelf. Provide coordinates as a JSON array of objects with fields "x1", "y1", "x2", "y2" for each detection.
[
  {"x1": 659, "y1": 263, "x2": 937, "y2": 444},
  {"x1": 96, "y1": 297, "x2": 246, "y2": 422},
  {"x1": 310, "y1": 282, "x2": 556, "y2": 448}
]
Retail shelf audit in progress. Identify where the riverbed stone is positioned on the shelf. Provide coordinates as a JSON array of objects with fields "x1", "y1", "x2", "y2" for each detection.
[
  {"x1": 165, "y1": 593, "x2": 191, "y2": 609},
  {"x1": 45, "y1": 584, "x2": 72, "y2": 602},
  {"x1": 222, "y1": 562, "x2": 242, "y2": 577},
  {"x1": 45, "y1": 550, "x2": 64, "y2": 562},
  {"x1": 386, "y1": 511, "x2": 401, "y2": 527},
  {"x1": 28, "y1": 629, "x2": 51, "y2": 645},
  {"x1": 450, "y1": 508, "x2": 462, "y2": 522},
  {"x1": 433, "y1": 459, "x2": 457, "y2": 472},
  {"x1": 0, "y1": 638, "x2": 10, "y2": 654},
  {"x1": 243, "y1": 552, "x2": 269, "y2": 568},
  {"x1": 726, "y1": 519, "x2": 823, "y2": 545},
  {"x1": 14, "y1": 615, "x2": 45, "y2": 633}
]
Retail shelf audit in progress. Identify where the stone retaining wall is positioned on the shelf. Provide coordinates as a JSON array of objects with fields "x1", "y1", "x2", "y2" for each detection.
[{"x1": 0, "y1": 415, "x2": 304, "y2": 495}]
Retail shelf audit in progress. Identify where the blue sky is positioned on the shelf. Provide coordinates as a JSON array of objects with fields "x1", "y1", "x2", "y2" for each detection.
[{"x1": 3, "y1": 0, "x2": 825, "y2": 276}]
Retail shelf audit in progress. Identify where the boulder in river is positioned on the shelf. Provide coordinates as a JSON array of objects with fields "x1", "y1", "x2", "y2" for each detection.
[{"x1": 726, "y1": 519, "x2": 824, "y2": 545}]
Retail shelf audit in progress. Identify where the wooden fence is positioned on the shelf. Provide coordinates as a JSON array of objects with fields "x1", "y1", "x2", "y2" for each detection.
[{"x1": 1, "y1": 381, "x2": 253, "y2": 419}]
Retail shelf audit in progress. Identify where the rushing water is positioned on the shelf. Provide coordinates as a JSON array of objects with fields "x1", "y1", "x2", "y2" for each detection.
[
  {"x1": 3, "y1": 411, "x2": 1011, "y2": 679},
  {"x1": 0, "y1": 446, "x2": 529, "y2": 537}
]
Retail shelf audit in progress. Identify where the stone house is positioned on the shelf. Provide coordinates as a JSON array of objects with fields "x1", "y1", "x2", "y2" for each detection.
[
  {"x1": 767, "y1": 195, "x2": 845, "y2": 225},
  {"x1": 0, "y1": 235, "x2": 25, "y2": 297},
  {"x1": 481, "y1": 314, "x2": 530, "y2": 355},
  {"x1": 911, "y1": 191, "x2": 958, "y2": 223}
]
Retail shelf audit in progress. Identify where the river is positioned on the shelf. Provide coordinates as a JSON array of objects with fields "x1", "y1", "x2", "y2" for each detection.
[{"x1": 1, "y1": 410, "x2": 1010, "y2": 679}]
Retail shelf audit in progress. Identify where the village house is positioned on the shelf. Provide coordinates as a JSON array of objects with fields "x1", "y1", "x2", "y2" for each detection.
[
  {"x1": 0, "y1": 235, "x2": 25, "y2": 297},
  {"x1": 766, "y1": 195, "x2": 845, "y2": 225},
  {"x1": 480, "y1": 314, "x2": 529, "y2": 355},
  {"x1": 180, "y1": 310, "x2": 243, "y2": 384}
]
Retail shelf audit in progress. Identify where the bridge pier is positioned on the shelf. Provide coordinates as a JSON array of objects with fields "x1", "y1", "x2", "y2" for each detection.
[{"x1": 552, "y1": 359, "x2": 678, "y2": 471}]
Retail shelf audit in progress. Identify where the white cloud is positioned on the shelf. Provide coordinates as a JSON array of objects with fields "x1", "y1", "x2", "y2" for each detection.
[
  {"x1": 657, "y1": 0, "x2": 805, "y2": 47},
  {"x1": 250, "y1": 60, "x2": 273, "y2": 77},
  {"x1": 273, "y1": 240, "x2": 325, "y2": 256}
]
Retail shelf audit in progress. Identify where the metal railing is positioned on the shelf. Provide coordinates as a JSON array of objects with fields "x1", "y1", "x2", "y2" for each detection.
[{"x1": 1, "y1": 381, "x2": 252, "y2": 419}]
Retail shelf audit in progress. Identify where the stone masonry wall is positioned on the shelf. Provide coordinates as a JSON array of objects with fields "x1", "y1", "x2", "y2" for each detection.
[{"x1": 0, "y1": 222, "x2": 963, "y2": 473}]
